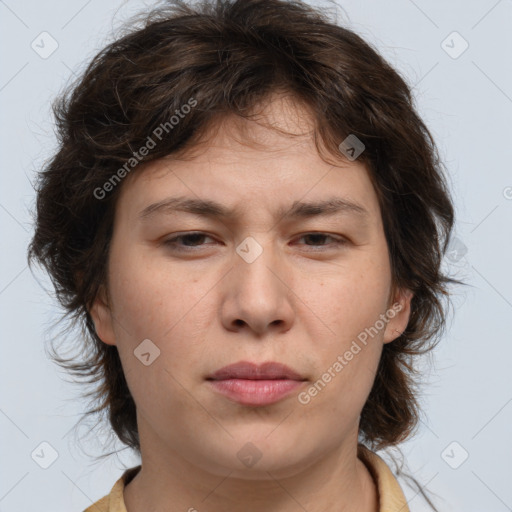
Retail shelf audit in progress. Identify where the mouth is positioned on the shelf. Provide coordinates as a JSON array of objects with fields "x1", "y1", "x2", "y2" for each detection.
[{"x1": 206, "y1": 361, "x2": 307, "y2": 406}]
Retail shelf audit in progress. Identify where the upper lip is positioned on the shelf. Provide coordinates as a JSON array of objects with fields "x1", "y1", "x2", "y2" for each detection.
[{"x1": 207, "y1": 361, "x2": 306, "y2": 381}]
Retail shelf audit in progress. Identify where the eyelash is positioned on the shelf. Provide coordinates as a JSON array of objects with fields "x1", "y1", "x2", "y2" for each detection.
[{"x1": 162, "y1": 231, "x2": 348, "y2": 252}]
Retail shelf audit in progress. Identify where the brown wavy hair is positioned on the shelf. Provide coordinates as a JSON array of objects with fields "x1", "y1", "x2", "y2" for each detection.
[{"x1": 28, "y1": 0, "x2": 461, "y2": 506}]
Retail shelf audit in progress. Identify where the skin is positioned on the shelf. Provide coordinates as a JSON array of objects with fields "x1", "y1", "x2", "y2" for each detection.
[{"x1": 91, "y1": 93, "x2": 413, "y2": 512}]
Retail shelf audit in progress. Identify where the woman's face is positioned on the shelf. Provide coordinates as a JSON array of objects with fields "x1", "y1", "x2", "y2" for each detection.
[{"x1": 91, "y1": 95, "x2": 412, "y2": 479}]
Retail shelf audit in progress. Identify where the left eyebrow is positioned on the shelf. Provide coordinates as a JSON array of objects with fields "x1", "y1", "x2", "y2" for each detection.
[{"x1": 138, "y1": 195, "x2": 370, "y2": 222}]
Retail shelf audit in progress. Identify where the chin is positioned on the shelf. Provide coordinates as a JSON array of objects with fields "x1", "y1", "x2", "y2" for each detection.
[
  {"x1": 228, "y1": 449, "x2": 320, "y2": 481},
  {"x1": 207, "y1": 431, "x2": 321, "y2": 479}
]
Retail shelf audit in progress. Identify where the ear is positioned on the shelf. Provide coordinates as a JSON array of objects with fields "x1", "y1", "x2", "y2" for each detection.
[
  {"x1": 89, "y1": 285, "x2": 117, "y2": 346},
  {"x1": 382, "y1": 287, "x2": 414, "y2": 344}
]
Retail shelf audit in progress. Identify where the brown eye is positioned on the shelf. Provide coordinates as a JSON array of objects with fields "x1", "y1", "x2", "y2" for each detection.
[
  {"x1": 295, "y1": 233, "x2": 347, "y2": 249},
  {"x1": 163, "y1": 232, "x2": 216, "y2": 251}
]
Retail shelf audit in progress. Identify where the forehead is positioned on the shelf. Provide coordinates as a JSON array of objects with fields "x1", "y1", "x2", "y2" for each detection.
[{"x1": 115, "y1": 94, "x2": 382, "y2": 225}]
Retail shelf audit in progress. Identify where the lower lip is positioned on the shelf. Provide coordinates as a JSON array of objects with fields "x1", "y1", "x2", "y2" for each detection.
[{"x1": 207, "y1": 378, "x2": 304, "y2": 406}]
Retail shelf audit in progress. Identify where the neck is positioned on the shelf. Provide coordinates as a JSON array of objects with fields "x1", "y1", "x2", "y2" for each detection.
[{"x1": 124, "y1": 430, "x2": 378, "y2": 512}]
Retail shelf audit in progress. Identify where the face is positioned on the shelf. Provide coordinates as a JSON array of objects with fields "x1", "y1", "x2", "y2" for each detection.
[{"x1": 91, "y1": 94, "x2": 412, "y2": 480}]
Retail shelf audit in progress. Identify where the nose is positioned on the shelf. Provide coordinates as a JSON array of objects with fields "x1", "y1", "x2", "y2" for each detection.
[{"x1": 220, "y1": 236, "x2": 295, "y2": 337}]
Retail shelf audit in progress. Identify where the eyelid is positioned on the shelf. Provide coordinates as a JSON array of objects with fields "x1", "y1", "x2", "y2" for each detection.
[
  {"x1": 294, "y1": 232, "x2": 349, "y2": 249},
  {"x1": 162, "y1": 231, "x2": 216, "y2": 250},
  {"x1": 161, "y1": 231, "x2": 349, "y2": 251}
]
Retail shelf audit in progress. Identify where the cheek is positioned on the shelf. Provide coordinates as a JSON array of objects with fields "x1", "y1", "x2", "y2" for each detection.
[
  {"x1": 296, "y1": 256, "x2": 389, "y2": 405},
  {"x1": 107, "y1": 246, "x2": 220, "y2": 376},
  {"x1": 105, "y1": 248, "x2": 212, "y2": 417},
  {"x1": 108, "y1": 246, "x2": 198, "y2": 337},
  {"x1": 302, "y1": 253, "x2": 391, "y2": 343},
  {"x1": 299, "y1": 279, "x2": 385, "y2": 421}
]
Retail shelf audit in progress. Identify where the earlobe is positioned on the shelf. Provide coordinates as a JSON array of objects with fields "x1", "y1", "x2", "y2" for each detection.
[
  {"x1": 383, "y1": 288, "x2": 413, "y2": 344},
  {"x1": 89, "y1": 287, "x2": 117, "y2": 346}
]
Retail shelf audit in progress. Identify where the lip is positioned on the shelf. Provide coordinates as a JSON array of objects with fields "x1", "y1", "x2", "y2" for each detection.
[
  {"x1": 208, "y1": 361, "x2": 304, "y2": 381},
  {"x1": 206, "y1": 361, "x2": 307, "y2": 406}
]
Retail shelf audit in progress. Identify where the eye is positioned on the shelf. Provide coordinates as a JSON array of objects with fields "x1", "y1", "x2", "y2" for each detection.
[
  {"x1": 162, "y1": 232, "x2": 216, "y2": 251},
  {"x1": 294, "y1": 232, "x2": 348, "y2": 250},
  {"x1": 161, "y1": 231, "x2": 348, "y2": 253}
]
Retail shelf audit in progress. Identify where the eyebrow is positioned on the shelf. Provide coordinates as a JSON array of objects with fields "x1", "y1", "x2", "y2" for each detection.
[{"x1": 138, "y1": 195, "x2": 369, "y2": 222}]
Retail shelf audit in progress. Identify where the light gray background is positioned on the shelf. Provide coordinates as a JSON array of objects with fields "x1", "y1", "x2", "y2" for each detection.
[{"x1": 1, "y1": 0, "x2": 511, "y2": 511}]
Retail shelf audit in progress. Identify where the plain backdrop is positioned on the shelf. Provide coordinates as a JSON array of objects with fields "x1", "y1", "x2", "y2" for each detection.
[{"x1": 1, "y1": 0, "x2": 511, "y2": 510}]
